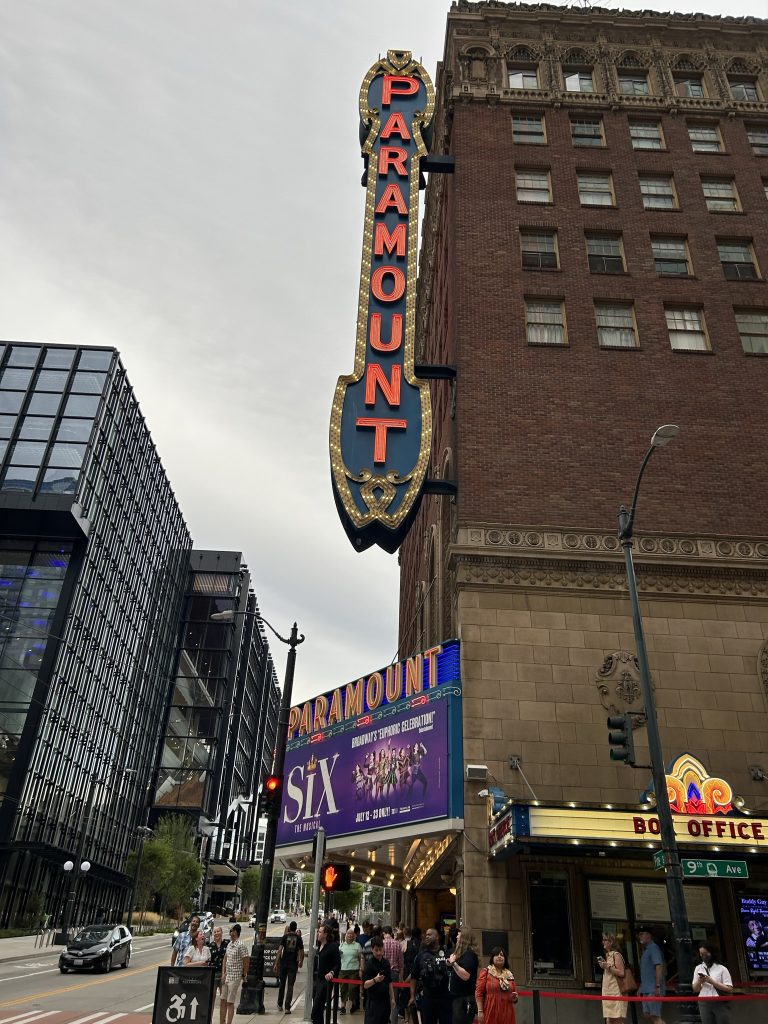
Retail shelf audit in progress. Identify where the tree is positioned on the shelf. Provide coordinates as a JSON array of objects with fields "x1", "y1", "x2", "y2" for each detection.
[
  {"x1": 240, "y1": 866, "x2": 261, "y2": 910},
  {"x1": 367, "y1": 886, "x2": 385, "y2": 913},
  {"x1": 331, "y1": 883, "x2": 365, "y2": 918},
  {"x1": 126, "y1": 839, "x2": 172, "y2": 929},
  {"x1": 152, "y1": 814, "x2": 201, "y2": 920}
]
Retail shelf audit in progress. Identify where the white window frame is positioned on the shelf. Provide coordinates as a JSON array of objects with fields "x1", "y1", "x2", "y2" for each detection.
[
  {"x1": 665, "y1": 307, "x2": 710, "y2": 351},
  {"x1": 729, "y1": 78, "x2": 759, "y2": 102},
  {"x1": 687, "y1": 123, "x2": 722, "y2": 153},
  {"x1": 735, "y1": 309, "x2": 768, "y2": 354},
  {"x1": 516, "y1": 169, "x2": 552, "y2": 204},
  {"x1": 512, "y1": 114, "x2": 546, "y2": 145},
  {"x1": 640, "y1": 176, "x2": 678, "y2": 210},
  {"x1": 651, "y1": 237, "x2": 692, "y2": 277},
  {"x1": 595, "y1": 303, "x2": 638, "y2": 348},
  {"x1": 674, "y1": 75, "x2": 705, "y2": 98},
  {"x1": 525, "y1": 299, "x2": 567, "y2": 345},
  {"x1": 564, "y1": 69, "x2": 595, "y2": 93},
  {"x1": 571, "y1": 117, "x2": 604, "y2": 147},
  {"x1": 717, "y1": 240, "x2": 759, "y2": 280},
  {"x1": 702, "y1": 177, "x2": 740, "y2": 213},
  {"x1": 618, "y1": 72, "x2": 649, "y2": 96},
  {"x1": 585, "y1": 234, "x2": 625, "y2": 274},
  {"x1": 508, "y1": 68, "x2": 539, "y2": 90},
  {"x1": 629, "y1": 121, "x2": 664, "y2": 150},
  {"x1": 747, "y1": 124, "x2": 768, "y2": 156},
  {"x1": 520, "y1": 230, "x2": 559, "y2": 270},
  {"x1": 577, "y1": 172, "x2": 614, "y2": 207}
]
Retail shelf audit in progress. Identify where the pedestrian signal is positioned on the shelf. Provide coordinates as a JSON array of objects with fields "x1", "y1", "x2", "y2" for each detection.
[{"x1": 321, "y1": 863, "x2": 351, "y2": 892}]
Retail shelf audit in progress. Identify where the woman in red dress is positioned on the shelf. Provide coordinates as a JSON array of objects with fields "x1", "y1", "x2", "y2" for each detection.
[{"x1": 475, "y1": 947, "x2": 518, "y2": 1024}]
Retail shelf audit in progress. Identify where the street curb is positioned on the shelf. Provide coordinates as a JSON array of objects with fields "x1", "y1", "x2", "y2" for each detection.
[{"x1": 0, "y1": 947, "x2": 61, "y2": 964}]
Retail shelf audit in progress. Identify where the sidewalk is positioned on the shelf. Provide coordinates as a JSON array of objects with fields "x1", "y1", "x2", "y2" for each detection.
[{"x1": 0, "y1": 932, "x2": 63, "y2": 964}]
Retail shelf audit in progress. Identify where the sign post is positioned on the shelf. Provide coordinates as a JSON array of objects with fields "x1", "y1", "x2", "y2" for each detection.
[
  {"x1": 153, "y1": 967, "x2": 216, "y2": 1024},
  {"x1": 303, "y1": 827, "x2": 326, "y2": 1022}
]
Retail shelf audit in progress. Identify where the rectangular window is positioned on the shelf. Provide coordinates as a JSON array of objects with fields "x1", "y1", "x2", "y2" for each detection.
[
  {"x1": 509, "y1": 68, "x2": 539, "y2": 89},
  {"x1": 746, "y1": 124, "x2": 768, "y2": 156},
  {"x1": 629, "y1": 120, "x2": 664, "y2": 150},
  {"x1": 702, "y1": 177, "x2": 740, "y2": 212},
  {"x1": 640, "y1": 175, "x2": 677, "y2": 209},
  {"x1": 619, "y1": 73, "x2": 649, "y2": 95},
  {"x1": 565, "y1": 69, "x2": 594, "y2": 92},
  {"x1": 512, "y1": 115, "x2": 545, "y2": 144},
  {"x1": 526, "y1": 299, "x2": 567, "y2": 345},
  {"x1": 595, "y1": 303, "x2": 638, "y2": 348},
  {"x1": 651, "y1": 237, "x2": 692, "y2": 276},
  {"x1": 571, "y1": 117, "x2": 604, "y2": 147},
  {"x1": 530, "y1": 872, "x2": 574, "y2": 978},
  {"x1": 730, "y1": 78, "x2": 759, "y2": 101},
  {"x1": 718, "y1": 240, "x2": 759, "y2": 280},
  {"x1": 665, "y1": 307, "x2": 709, "y2": 351},
  {"x1": 586, "y1": 234, "x2": 625, "y2": 274},
  {"x1": 674, "y1": 75, "x2": 705, "y2": 98},
  {"x1": 735, "y1": 309, "x2": 768, "y2": 354},
  {"x1": 688, "y1": 123, "x2": 722, "y2": 152},
  {"x1": 520, "y1": 230, "x2": 559, "y2": 270},
  {"x1": 516, "y1": 169, "x2": 551, "y2": 203},
  {"x1": 577, "y1": 172, "x2": 614, "y2": 206}
]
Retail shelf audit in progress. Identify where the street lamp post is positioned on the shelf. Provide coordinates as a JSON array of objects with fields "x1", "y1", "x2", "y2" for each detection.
[
  {"x1": 210, "y1": 607, "x2": 304, "y2": 1016},
  {"x1": 55, "y1": 775, "x2": 99, "y2": 944},
  {"x1": 619, "y1": 424, "x2": 698, "y2": 1024}
]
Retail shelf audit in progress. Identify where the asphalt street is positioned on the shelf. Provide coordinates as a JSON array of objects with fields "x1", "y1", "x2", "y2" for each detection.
[{"x1": 0, "y1": 918, "x2": 310, "y2": 1024}]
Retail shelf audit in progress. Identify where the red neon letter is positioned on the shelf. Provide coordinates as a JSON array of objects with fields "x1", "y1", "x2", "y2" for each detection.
[
  {"x1": 379, "y1": 146, "x2": 408, "y2": 176},
  {"x1": 381, "y1": 111, "x2": 411, "y2": 141},
  {"x1": 374, "y1": 223, "x2": 406, "y2": 258},
  {"x1": 371, "y1": 266, "x2": 405, "y2": 302},
  {"x1": 382, "y1": 75, "x2": 419, "y2": 106},
  {"x1": 375, "y1": 184, "x2": 408, "y2": 215},
  {"x1": 369, "y1": 313, "x2": 403, "y2": 353},
  {"x1": 365, "y1": 363, "x2": 402, "y2": 407},
  {"x1": 355, "y1": 417, "x2": 407, "y2": 463}
]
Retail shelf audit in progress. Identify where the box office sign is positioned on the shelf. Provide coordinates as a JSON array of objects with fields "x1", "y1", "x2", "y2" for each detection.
[
  {"x1": 330, "y1": 50, "x2": 435, "y2": 554},
  {"x1": 277, "y1": 640, "x2": 463, "y2": 846}
]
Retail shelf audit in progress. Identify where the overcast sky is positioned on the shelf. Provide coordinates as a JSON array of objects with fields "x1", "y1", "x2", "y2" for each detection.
[{"x1": 1, "y1": 0, "x2": 765, "y2": 703}]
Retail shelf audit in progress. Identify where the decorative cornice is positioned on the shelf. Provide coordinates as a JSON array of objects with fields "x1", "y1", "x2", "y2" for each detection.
[{"x1": 456, "y1": 525, "x2": 768, "y2": 570}]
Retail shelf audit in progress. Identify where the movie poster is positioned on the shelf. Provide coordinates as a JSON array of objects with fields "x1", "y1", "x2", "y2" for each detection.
[
  {"x1": 276, "y1": 641, "x2": 462, "y2": 847},
  {"x1": 740, "y1": 895, "x2": 768, "y2": 972}
]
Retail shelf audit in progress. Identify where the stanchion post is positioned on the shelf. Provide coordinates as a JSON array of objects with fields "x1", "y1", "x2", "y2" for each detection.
[
  {"x1": 531, "y1": 990, "x2": 541, "y2": 1024},
  {"x1": 303, "y1": 827, "x2": 326, "y2": 1022}
]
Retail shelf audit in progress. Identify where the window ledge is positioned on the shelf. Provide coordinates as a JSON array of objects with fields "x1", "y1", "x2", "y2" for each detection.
[
  {"x1": 590, "y1": 270, "x2": 630, "y2": 276},
  {"x1": 707, "y1": 210, "x2": 746, "y2": 215},
  {"x1": 671, "y1": 347, "x2": 715, "y2": 355},
  {"x1": 517, "y1": 200, "x2": 554, "y2": 206},
  {"x1": 657, "y1": 273, "x2": 697, "y2": 280},
  {"x1": 644, "y1": 206, "x2": 682, "y2": 212},
  {"x1": 526, "y1": 341, "x2": 569, "y2": 348},
  {"x1": 522, "y1": 267, "x2": 562, "y2": 273},
  {"x1": 723, "y1": 275, "x2": 763, "y2": 283},
  {"x1": 599, "y1": 344, "x2": 641, "y2": 351},
  {"x1": 745, "y1": 349, "x2": 768, "y2": 356}
]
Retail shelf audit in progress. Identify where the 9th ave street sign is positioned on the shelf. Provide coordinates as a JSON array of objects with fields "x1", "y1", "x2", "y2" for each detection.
[{"x1": 653, "y1": 851, "x2": 749, "y2": 878}]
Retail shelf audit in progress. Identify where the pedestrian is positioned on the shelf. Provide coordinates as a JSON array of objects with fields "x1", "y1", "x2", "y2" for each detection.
[
  {"x1": 637, "y1": 926, "x2": 666, "y2": 1024},
  {"x1": 363, "y1": 936, "x2": 394, "y2": 1024},
  {"x1": 447, "y1": 927, "x2": 479, "y2": 1024},
  {"x1": 382, "y1": 926, "x2": 404, "y2": 1024},
  {"x1": 184, "y1": 929, "x2": 211, "y2": 966},
  {"x1": 275, "y1": 920, "x2": 305, "y2": 1014},
  {"x1": 401, "y1": 928, "x2": 420, "y2": 1022},
  {"x1": 409, "y1": 927, "x2": 451, "y2": 1024},
  {"x1": 171, "y1": 915, "x2": 200, "y2": 967},
  {"x1": 209, "y1": 926, "x2": 229, "y2": 1019},
  {"x1": 597, "y1": 933, "x2": 628, "y2": 1024},
  {"x1": 220, "y1": 924, "x2": 250, "y2": 1024},
  {"x1": 475, "y1": 948, "x2": 517, "y2": 1024},
  {"x1": 692, "y1": 944, "x2": 733, "y2": 1024},
  {"x1": 312, "y1": 923, "x2": 341, "y2": 1024},
  {"x1": 340, "y1": 927, "x2": 364, "y2": 1015}
]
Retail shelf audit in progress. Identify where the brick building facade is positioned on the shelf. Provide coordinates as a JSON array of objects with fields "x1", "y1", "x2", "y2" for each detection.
[{"x1": 398, "y1": 2, "x2": 768, "y2": 1014}]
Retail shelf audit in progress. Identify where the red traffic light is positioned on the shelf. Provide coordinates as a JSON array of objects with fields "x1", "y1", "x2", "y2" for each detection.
[{"x1": 264, "y1": 775, "x2": 281, "y2": 795}]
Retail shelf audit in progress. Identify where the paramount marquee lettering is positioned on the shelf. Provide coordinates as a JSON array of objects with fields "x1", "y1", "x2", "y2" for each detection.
[
  {"x1": 287, "y1": 645, "x2": 442, "y2": 740},
  {"x1": 329, "y1": 50, "x2": 435, "y2": 553},
  {"x1": 633, "y1": 816, "x2": 765, "y2": 841}
]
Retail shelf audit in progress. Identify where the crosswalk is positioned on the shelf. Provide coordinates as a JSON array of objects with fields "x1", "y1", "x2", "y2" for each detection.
[{"x1": 0, "y1": 1011, "x2": 152, "y2": 1024}]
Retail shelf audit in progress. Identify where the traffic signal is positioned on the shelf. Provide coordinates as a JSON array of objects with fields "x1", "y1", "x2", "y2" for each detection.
[
  {"x1": 258, "y1": 775, "x2": 283, "y2": 820},
  {"x1": 607, "y1": 714, "x2": 635, "y2": 765},
  {"x1": 321, "y1": 863, "x2": 351, "y2": 892}
]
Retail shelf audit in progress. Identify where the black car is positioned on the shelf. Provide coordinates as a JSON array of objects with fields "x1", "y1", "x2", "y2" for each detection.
[{"x1": 59, "y1": 924, "x2": 132, "y2": 973}]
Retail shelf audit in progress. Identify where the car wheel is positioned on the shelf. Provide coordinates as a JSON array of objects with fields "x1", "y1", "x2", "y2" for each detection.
[
  {"x1": 121, "y1": 952, "x2": 130, "y2": 969},
  {"x1": 60, "y1": 966, "x2": 69, "y2": 974},
  {"x1": 102, "y1": 954, "x2": 112, "y2": 973}
]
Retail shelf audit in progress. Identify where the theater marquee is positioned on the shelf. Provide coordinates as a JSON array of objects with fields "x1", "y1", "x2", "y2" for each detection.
[
  {"x1": 330, "y1": 50, "x2": 435, "y2": 553},
  {"x1": 276, "y1": 640, "x2": 463, "y2": 847}
]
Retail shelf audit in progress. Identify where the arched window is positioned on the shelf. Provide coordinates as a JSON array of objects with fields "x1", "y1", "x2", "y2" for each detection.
[
  {"x1": 563, "y1": 49, "x2": 595, "y2": 93},
  {"x1": 507, "y1": 45, "x2": 539, "y2": 90}
]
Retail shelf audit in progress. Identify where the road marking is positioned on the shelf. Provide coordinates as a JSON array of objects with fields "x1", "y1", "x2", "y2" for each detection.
[
  {"x1": 0, "y1": 960, "x2": 163, "y2": 1008},
  {"x1": 131, "y1": 1007, "x2": 154, "y2": 1013},
  {"x1": 66, "y1": 1013, "x2": 116, "y2": 1024},
  {"x1": 0, "y1": 1012, "x2": 61, "y2": 1023},
  {"x1": 94, "y1": 1015, "x2": 127, "y2": 1024},
  {"x1": 0, "y1": 970, "x2": 60, "y2": 983}
]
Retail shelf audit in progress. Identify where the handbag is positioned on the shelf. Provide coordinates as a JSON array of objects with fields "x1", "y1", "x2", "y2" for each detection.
[{"x1": 618, "y1": 964, "x2": 637, "y2": 995}]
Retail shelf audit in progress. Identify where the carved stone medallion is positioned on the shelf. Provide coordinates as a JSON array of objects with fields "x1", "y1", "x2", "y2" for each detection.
[{"x1": 596, "y1": 651, "x2": 650, "y2": 725}]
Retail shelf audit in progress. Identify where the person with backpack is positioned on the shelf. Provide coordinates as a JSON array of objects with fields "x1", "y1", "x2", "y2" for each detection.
[
  {"x1": 409, "y1": 928, "x2": 451, "y2": 1024},
  {"x1": 275, "y1": 920, "x2": 305, "y2": 1013}
]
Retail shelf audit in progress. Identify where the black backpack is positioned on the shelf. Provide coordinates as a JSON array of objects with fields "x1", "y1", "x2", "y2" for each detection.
[{"x1": 419, "y1": 950, "x2": 448, "y2": 990}]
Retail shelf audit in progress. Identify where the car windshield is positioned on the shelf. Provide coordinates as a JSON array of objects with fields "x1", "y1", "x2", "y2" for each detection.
[{"x1": 76, "y1": 927, "x2": 111, "y2": 943}]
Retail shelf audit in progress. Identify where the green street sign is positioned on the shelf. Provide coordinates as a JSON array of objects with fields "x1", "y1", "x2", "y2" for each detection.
[
  {"x1": 653, "y1": 851, "x2": 666, "y2": 871},
  {"x1": 682, "y1": 858, "x2": 749, "y2": 879}
]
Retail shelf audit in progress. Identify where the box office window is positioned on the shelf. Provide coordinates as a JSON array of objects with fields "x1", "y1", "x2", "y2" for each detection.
[{"x1": 529, "y1": 871, "x2": 574, "y2": 977}]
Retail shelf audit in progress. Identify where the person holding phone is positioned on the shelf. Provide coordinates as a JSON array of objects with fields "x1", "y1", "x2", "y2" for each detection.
[
  {"x1": 363, "y1": 936, "x2": 394, "y2": 1024},
  {"x1": 597, "y1": 933, "x2": 627, "y2": 1023},
  {"x1": 692, "y1": 945, "x2": 733, "y2": 1024}
]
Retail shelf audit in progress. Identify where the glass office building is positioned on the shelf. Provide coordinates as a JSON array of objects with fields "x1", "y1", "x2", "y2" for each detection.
[
  {"x1": 0, "y1": 341, "x2": 191, "y2": 927},
  {"x1": 153, "y1": 551, "x2": 281, "y2": 912}
]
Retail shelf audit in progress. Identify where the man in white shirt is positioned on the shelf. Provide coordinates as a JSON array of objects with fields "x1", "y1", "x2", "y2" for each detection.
[{"x1": 692, "y1": 944, "x2": 733, "y2": 1024}]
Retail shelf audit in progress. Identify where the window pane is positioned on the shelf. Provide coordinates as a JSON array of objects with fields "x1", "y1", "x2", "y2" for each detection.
[
  {"x1": 18, "y1": 417, "x2": 55, "y2": 441},
  {"x1": 7, "y1": 347, "x2": 40, "y2": 368},
  {"x1": 718, "y1": 242, "x2": 757, "y2": 279},
  {"x1": 619, "y1": 74, "x2": 649, "y2": 95},
  {"x1": 57, "y1": 418, "x2": 93, "y2": 443},
  {"x1": 666, "y1": 309, "x2": 708, "y2": 351},
  {"x1": 703, "y1": 179, "x2": 738, "y2": 211},
  {"x1": 509, "y1": 69, "x2": 538, "y2": 89},
  {"x1": 1, "y1": 466, "x2": 38, "y2": 491},
  {"x1": 0, "y1": 368, "x2": 33, "y2": 390},
  {"x1": 34, "y1": 370, "x2": 69, "y2": 392},
  {"x1": 516, "y1": 170, "x2": 550, "y2": 203},
  {"x1": 39, "y1": 468, "x2": 78, "y2": 494},
  {"x1": 565, "y1": 70, "x2": 594, "y2": 92},
  {"x1": 512, "y1": 115, "x2": 545, "y2": 144},
  {"x1": 675, "y1": 76, "x2": 704, "y2": 98},
  {"x1": 0, "y1": 393, "x2": 24, "y2": 415},
  {"x1": 47, "y1": 443, "x2": 86, "y2": 469},
  {"x1": 71, "y1": 371, "x2": 107, "y2": 395},
  {"x1": 730, "y1": 79, "x2": 758, "y2": 101},
  {"x1": 629, "y1": 121, "x2": 663, "y2": 150},
  {"x1": 688, "y1": 125, "x2": 721, "y2": 152},
  {"x1": 571, "y1": 118, "x2": 603, "y2": 146},
  {"x1": 640, "y1": 177, "x2": 676, "y2": 209},
  {"x1": 596, "y1": 304, "x2": 636, "y2": 348},
  {"x1": 0, "y1": 415, "x2": 16, "y2": 438},
  {"x1": 10, "y1": 441, "x2": 46, "y2": 466},
  {"x1": 531, "y1": 873, "x2": 574, "y2": 977},
  {"x1": 521, "y1": 232, "x2": 558, "y2": 269},
  {"x1": 652, "y1": 238, "x2": 690, "y2": 276},
  {"x1": 578, "y1": 174, "x2": 613, "y2": 206},
  {"x1": 77, "y1": 350, "x2": 113, "y2": 371},
  {"x1": 43, "y1": 348, "x2": 75, "y2": 369},
  {"x1": 27, "y1": 393, "x2": 61, "y2": 415},
  {"x1": 526, "y1": 301, "x2": 566, "y2": 344},
  {"x1": 735, "y1": 309, "x2": 768, "y2": 354},
  {"x1": 747, "y1": 125, "x2": 768, "y2": 155},
  {"x1": 64, "y1": 394, "x2": 100, "y2": 417}
]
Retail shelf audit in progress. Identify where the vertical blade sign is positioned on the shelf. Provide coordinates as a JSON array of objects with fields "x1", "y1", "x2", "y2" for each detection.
[{"x1": 330, "y1": 50, "x2": 435, "y2": 553}]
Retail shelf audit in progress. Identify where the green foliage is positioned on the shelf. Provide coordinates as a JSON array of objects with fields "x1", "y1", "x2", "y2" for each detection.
[
  {"x1": 240, "y1": 866, "x2": 261, "y2": 908},
  {"x1": 154, "y1": 814, "x2": 197, "y2": 855},
  {"x1": 330, "y1": 883, "x2": 365, "y2": 917},
  {"x1": 367, "y1": 886, "x2": 385, "y2": 912},
  {"x1": 126, "y1": 814, "x2": 201, "y2": 921},
  {"x1": 126, "y1": 839, "x2": 172, "y2": 921}
]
